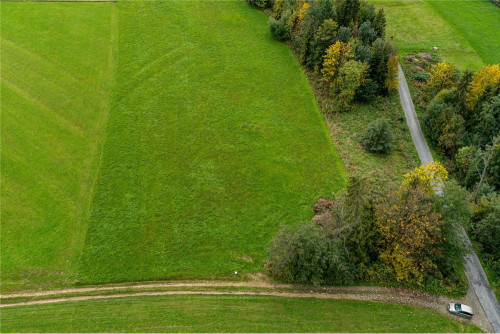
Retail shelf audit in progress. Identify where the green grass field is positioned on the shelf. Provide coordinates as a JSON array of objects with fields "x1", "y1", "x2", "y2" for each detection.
[
  {"x1": 1, "y1": 0, "x2": 345, "y2": 290},
  {"x1": 0, "y1": 2, "x2": 116, "y2": 291},
  {"x1": 370, "y1": 0, "x2": 500, "y2": 70},
  {"x1": 0, "y1": 295, "x2": 481, "y2": 333}
]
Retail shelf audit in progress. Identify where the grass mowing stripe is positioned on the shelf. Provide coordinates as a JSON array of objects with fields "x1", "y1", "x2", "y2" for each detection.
[
  {"x1": 0, "y1": 2, "x2": 116, "y2": 292},
  {"x1": 79, "y1": 0, "x2": 345, "y2": 283}
]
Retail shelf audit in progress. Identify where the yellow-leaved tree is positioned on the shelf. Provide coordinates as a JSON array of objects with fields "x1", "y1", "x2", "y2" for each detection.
[
  {"x1": 297, "y1": 2, "x2": 310, "y2": 22},
  {"x1": 466, "y1": 64, "x2": 500, "y2": 110},
  {"x1": 377, "y1": 185, "x2": 443, "y2": 283},
  {"x1": 321, "y1": 41, "x2": 353, "y2": 84},
  {"x1": 425, "y1": 62, "x2": 457, "y2": 98},
  {"x1": 402, "y1": 161, "x2": 448, "y2": 195}
]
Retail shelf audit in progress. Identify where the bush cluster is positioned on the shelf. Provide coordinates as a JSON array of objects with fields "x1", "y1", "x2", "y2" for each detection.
[{"x1": 266, "y1": 171, "x2": 469, "y2": 293}]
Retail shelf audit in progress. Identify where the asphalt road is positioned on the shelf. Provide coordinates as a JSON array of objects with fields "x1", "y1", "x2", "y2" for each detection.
[{"x1": 397, "y1": 64, "x2": 500, "y2": 333}]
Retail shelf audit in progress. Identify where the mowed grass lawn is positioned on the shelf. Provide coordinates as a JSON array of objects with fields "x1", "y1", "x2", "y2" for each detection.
[
  {"x1": 1, "y1": 0, "x2": 345, "y2": 290},
  {"x1": 370, "y1": 0, "x2": 486, "y2": 70},
  {"x1": 0, "y1": 3, "x2": 116, "y2": 291},
  {"x1": 80, "y1": 0, "x2": 345, "y2": 283},
  {"x1": 0, "y1": 295, "x2": 481, "y2": 333}
]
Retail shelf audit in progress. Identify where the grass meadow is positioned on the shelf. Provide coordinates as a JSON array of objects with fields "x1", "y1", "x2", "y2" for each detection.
[
  {"x1": 425, "y1": 0, "x2": 500, "y2": 66},
  {"x1": 0, "y1": 2, "x2": 116, "y2": 291},
  {"x1": 1, "y1": 0, "x2": 345, "y2": 290},
  {"x1": 370, "y1": 0, "x2": 491, "y2": 70},
  {"x1": 79, "y1": 0, "x2": 345, "y2": 284},
  {"x1": 0, "y1": 295, "x2": 481, "y2": 333}
]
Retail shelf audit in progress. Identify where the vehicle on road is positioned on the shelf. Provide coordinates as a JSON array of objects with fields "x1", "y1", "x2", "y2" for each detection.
[{"x1": 448, "y1": 303, "x2": 473, "y2": 319}]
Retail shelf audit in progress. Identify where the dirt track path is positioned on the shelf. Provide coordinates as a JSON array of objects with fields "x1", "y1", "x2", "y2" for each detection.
[{"x1": 0, "y1": 281, "x2": 489, "y2": 331}]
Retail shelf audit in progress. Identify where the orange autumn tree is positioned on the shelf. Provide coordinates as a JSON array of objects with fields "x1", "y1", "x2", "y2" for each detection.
[
  {"x1": 466, "y1": 64, "x2": 500, "y2": 110},
  {"x1": 321, "y1": 41, "x2": 353, "y2": 84}
]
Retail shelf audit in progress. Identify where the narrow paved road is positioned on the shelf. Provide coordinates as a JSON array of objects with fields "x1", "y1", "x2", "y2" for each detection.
[{"x1": 398, "y1": 64, "x2": 500, "y2": 333}]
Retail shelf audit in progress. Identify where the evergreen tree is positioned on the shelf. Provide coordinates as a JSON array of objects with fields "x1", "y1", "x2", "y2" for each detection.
[{"x1": 372, "y1": 9, "x2": 386, "y2": 38}]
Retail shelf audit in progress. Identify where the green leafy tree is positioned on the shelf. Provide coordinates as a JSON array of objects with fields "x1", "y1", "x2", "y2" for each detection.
[
  {"x1": 336, "y1": 26, "x2": 352, "y2": 43},
  {"x1": 360, "y1": 118, "x2": 395, "y2": 153},
  {"x1": 267, "y1": 223, "x2": 356, "y2": 285},
  {"x1": 351, "y1": 38, "x2": 372, "y2": 63},
  {"x1": 333, "y1": 60, "x2": 367, "y2": 112},
  {"x1": 474, "y1": 95, "x2": 500, "y2": 148},
  {"x1": 473, "y1": 196, "x2": 500, "y2": 258},
  {"x1": 430, "y1": 180, "x2": 471, "y2": 276},
  {"x1": 422, "y1": 97, "x2": 465, "y2": 157}
]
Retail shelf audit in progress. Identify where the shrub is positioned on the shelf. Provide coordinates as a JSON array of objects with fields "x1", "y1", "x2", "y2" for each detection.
[
  {"x1": 354, "y1": 79, "x2": 378, "y2": 102},
  {"x1": 268, "y1": 17, "x2": 289, "y2": 41},
  {"x1": 267, "y1": 223, "x2": 356, "y2": 286},
  {"x1": 246, "y1": 0, "x2": 273, "y2": 9},
  {"x1": 360, "y1": 118, "x2": 395, "y2": 153}
]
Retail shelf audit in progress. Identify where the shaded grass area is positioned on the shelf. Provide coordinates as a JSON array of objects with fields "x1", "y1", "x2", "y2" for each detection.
[
  {"x1": 79, "y1": 0, "x2": 345, "y2": 283},
  {"x1": 370, "y1": 0, "x2": 484, "y2": 70},
  {"x1": 425, "y1": 0, "x2": 500, "y2": 65},
  {"x1": 0, "y1": 295, "x2": 481, "y2": 333},
  {"x1": 0, "y1": 3, "x2": 116, "y2": 292},
  {"x1": 326, "y1": 93, "x2": 420, "y2": 194}
]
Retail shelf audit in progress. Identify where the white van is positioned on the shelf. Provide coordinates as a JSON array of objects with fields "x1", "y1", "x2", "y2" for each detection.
[{"x1": 447, "y1": 303, "x2": 473, "y2": 319}]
